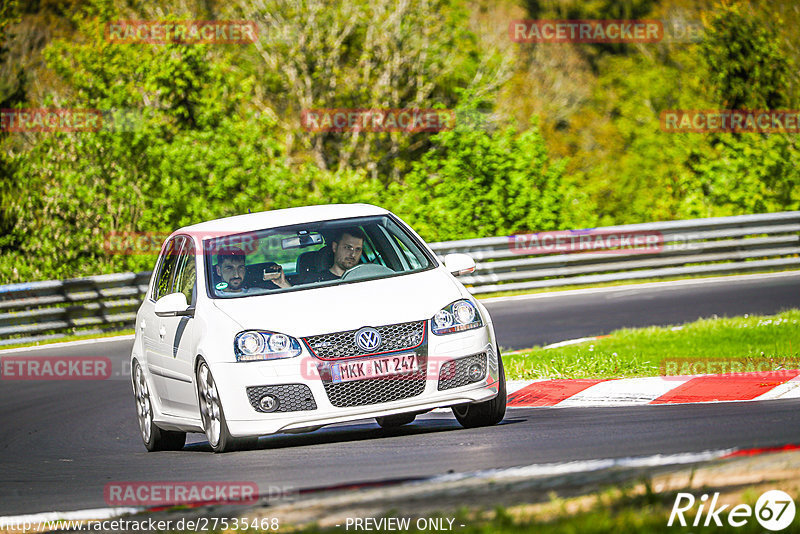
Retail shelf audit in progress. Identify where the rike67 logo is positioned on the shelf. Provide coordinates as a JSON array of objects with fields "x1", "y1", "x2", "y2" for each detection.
[{"x1": 669, "y1": 490, "x2": 796, "y2": 531}]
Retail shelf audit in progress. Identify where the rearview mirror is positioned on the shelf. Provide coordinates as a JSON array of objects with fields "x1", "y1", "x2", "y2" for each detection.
[
  {"x1": 282, "y1": 232, "x2": 324, "y2": 249},
  {"x1": 443, "y1": 253, "x2": 476, "y2": 277},
  {"x1": 154, "y1": 292, "x2": 194, "y2": 317}
]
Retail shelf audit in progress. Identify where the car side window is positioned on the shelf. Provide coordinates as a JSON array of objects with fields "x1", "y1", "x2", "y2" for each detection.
[
  {"x1": 373, "y1": 224, "x2": 414, "y2": 270},
  {"x1": 152, "y1": 237, "x2": 183, "y2": 301},
  {"x1": 391, "y1": 234, "x2": 422, "y2": 269},
  {"x1": 359, "y1": 234, "x2": 384, "y2": 266},
  {"x1": 172, "y1": 238, "x2": 197, "y2": 304}
]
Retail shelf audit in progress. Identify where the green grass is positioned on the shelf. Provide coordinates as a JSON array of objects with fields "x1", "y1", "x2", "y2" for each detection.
[
  {"x1": 438, "y1": 503, "x2": 799, "y2": 534},
  {"x1": 157, "y1": 482, "x2": 800, "y2": 534},
  {"x1": 503, "y1": 309, "x2": 800, "y2": 380},
  {"x1": 276, "y1": 510, "x2": 794, "y2": 534},
  {"x1": 0, "y1": 329, "x2": 135, "y2": 351}
]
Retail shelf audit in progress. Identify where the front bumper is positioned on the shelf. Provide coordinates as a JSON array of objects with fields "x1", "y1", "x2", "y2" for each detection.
[{"x1": 211, "y1": 328, "x2": 500, "y2": 437}]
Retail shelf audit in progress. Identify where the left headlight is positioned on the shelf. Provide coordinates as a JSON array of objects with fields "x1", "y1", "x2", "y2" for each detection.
[
  {"x1": 234, "y1": 331, "x2": 302, "y2": 362},
  {"x1": 431, "y1": 299, "x2": 483, "y2": 335}
]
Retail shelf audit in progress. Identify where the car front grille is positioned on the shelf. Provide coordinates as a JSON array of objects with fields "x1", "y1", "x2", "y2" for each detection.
[
  {"x1": 321, "y1": 354, "x2": 428, "y2": 407},
  {"x1": 303, "y1": 320, "x2": 426, "y2": 360},
  {"x1": 246, "y1": 384, "x2": 317, "y2": 413},
  {"x1": 438, "y1": 353, "x2": 488, "y2": 391}
]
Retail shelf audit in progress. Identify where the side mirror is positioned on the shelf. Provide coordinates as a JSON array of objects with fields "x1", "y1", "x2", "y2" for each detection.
[
  {"x1": 154, "y1": 292, "x2": 194, "y2": 317},
  {"x1": 443, "y1": 253, "x2": 476, "y2": 277}
]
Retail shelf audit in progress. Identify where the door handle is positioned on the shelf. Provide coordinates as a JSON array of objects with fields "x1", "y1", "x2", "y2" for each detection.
[
  {"x1": 140, "y1": 320, "x2": 146, "y2": 331},
  {"x1": 159, "y1": 325, "x2": 166, "y2": 339}
]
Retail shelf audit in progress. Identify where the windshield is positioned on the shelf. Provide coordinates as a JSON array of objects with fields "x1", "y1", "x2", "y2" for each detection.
[{"x1": 204, "y1": 215, "x2": 436, "y2": 298}]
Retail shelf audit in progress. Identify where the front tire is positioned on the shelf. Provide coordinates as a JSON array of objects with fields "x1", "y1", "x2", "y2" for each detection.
[
  {"x1": 453, "y1": 349, "x2": 506, "y2": 428},
  {"x1": 133, "y1": 361, "x2": 186, "y2": 451},
  {"x1": 196, "y1": 360, "x2": 255, "y2": 453}
]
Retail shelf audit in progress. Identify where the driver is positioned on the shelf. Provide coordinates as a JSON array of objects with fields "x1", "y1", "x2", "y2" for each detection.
[
  {"x1": 300, "y1": 228, "x2": 365, "y2": 283},
  {"x1": 215, "y1": 247, "x2": 290, "y2": 293}
]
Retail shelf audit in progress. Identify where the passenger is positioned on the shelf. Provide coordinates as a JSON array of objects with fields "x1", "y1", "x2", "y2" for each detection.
[{"x1": 215, "y1": 248, "x2": 290, "y2": 293}]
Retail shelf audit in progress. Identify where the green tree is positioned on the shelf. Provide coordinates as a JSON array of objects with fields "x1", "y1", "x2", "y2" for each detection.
[
  {"x1": 391, "y1": 102, "x2": 582, "y2": 242},
  {"x1": 686, "y1": 1, "x2": 800, "y2": 215},
  {"x1": 0, "y1": 3, "x2": 298, "y2": 281},
  {"x1": 0, "y1": 0, "x2": 23, "y2": 266},
  {"x1": 562, "y1": 0, "x2": 800, "y2": 223},
  {"x1": 700, "y1": 1, "x2": 793, "y2": 110},
  {"x1": 233, "y1": 0, "x2": 511, "y2": 180}
]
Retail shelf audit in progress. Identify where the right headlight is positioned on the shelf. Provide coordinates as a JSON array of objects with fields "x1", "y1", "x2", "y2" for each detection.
[
  {"x1": 234, "y1": 330, "x2": 302, "y2": 361},
  {"x1": 431, "y1": 299, "x2": 483, "y2": 335}
]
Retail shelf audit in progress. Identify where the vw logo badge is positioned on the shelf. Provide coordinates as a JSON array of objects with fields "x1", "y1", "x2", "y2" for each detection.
[{"x1": 355, "y1": 327, "x2": 382, "y2": 352}]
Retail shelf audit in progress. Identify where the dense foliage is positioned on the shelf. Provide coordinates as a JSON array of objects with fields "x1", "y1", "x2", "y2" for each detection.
[{"x1": 0, "y1": 0, "x2": 798, "y2": 282}]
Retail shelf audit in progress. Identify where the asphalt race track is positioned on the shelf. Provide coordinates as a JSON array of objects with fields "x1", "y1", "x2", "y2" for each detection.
[{"x1": 2, "y1": 273, "x2": 800, "y2": 516}]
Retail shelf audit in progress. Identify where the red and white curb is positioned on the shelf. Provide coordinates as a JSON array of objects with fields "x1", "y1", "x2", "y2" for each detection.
[{"x1": 506, "y1": 371, "x2": 800, "y2": 407}]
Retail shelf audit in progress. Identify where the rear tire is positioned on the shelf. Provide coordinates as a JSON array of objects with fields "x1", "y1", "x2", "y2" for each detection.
[
  {"x1": 133, "y1": 361, "x2": 186, "y2": 452},
  {"x1": 197, "y1": 360, "x2": 255, "y2": 453},
  {"x1": 453, "y1": 348, "x2": 506, "y2": 428},
  {"x1": 376, "y1": 413, "x2": 416, "y2": 428}
]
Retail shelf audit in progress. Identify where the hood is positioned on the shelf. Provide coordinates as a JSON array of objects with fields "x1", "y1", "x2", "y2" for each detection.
[{"x1": 211, "y1": 268, "x2": 465, "y2": 337}]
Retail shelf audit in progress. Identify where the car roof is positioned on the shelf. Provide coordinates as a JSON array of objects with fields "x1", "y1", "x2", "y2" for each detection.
[{"x1": 174, "y1": 203, "x2": 389, "y2": 237}]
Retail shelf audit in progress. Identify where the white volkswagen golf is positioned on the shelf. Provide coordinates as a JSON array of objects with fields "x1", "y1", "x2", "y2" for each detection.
[{"x1": 130, "y1": 204, "x2": 505, "y2": 452}]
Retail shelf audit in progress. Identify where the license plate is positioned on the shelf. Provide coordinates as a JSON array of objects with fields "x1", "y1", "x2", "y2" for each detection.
[{"x1": 330, "y1": 353, "x2": 419, "y2": 383}]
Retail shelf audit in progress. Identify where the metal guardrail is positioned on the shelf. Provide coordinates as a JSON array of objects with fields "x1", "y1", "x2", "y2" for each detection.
[
  {"x1": 0, "y1": 272, "x2": 152, "y2": 346},
  {"x1": 429, "y1": 211, "x2": 800, "y2": 294},
  {"x1": 1, "y1": 211, "x2": 798, "y2": 345}
]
